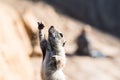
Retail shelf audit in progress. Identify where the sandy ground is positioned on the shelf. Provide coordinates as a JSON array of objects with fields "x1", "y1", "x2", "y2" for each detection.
[{"x1": 31, "y1": 54, "x2": 120, "y2": 80}]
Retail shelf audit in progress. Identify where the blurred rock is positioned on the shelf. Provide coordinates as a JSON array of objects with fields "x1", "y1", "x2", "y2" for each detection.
[
  {"x1": 45, "y1": 0, "x2": 120, "y2": 38},
  {"x1": 10, "y1": 0, "x2": 120, "y2": 56},
  {"x1": 22, "y1": 10, "x2": 42, "y2": 56},
  {"x1": 0, "y1": 3, "x2": 34, "y2": 80}
]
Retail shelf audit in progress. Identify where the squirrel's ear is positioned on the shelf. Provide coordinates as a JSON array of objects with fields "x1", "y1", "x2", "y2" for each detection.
[
  {"x1": 63, "y1": 41, "x2": 66, "y2": 47},
  {"x1": 59, "y1": 33, "x2": 63, "y2": 38}
]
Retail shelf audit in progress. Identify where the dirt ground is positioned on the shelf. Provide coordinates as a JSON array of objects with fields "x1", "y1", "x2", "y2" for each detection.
[{"x1": 31, "y1": 54, "x2": 120, "y2": 80}]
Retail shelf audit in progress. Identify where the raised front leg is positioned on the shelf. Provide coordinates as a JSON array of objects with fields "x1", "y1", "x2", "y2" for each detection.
[
  {"x1": 38, "y1": 22, "x2": 47, "y2": 60},
  {"x1": 38, "y1": 22, "x2": 45, "y2": 41}
]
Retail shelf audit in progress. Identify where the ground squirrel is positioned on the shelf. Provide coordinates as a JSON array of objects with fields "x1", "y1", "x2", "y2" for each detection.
[
  {"x1": 75, "y1": 28, "x2": 105, "y2": 58},
  {"x1": 38, "y1": 22, "x2": 66, "y2": 80}
]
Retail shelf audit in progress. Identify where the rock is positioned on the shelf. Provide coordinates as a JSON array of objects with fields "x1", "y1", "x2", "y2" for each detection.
[
  {"x1": 20, "y1": 2, "x2": 82, "y2": 55},
  {"x1": 0, "y1": 2, "x2": 33, "y2": 56},
  {"x1": 22, "y1": 10, "x2": 42, "y2": 56},
  {"x1": 0, "y1": 3, "x2": 34, "y2": 80},
  {"x1": 45, "y1": 0, "x2": 120, "y2": 38},
  {"x1": 18, "y1": 1, "x2": 120, "y2": 56}
]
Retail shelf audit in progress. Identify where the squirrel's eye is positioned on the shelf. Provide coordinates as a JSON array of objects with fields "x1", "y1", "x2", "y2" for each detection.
[{"x1": 59, "y1": 33, "x2": 63, "y2": 38}]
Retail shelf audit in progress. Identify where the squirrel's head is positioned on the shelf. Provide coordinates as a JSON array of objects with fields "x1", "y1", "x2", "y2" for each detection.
[{"x1": 48, "y1": 26, "x2": 66, "y2": 47}]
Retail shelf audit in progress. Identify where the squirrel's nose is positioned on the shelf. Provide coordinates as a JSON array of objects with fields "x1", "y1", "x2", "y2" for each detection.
[
  {"x1": 49, "y1": 26, "x2": 55, "y2": 33},
  {"x1": 50, "y1": 26, "x2": 54, "y2": 29}
]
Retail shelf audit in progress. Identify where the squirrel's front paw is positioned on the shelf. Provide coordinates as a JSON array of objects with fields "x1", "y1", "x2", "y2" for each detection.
[
  {"x1": 50, "y1": 55, "x2": 65, "y2": 69},
  {"x1": 38, "y1": 22, "x2": 45, "y2": 30},
  {"x1": 50, "y1": 55, "x2": 60, "y2": 62}
]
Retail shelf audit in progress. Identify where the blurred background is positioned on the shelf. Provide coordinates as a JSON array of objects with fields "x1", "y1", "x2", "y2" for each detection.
[{"x1": 0, "y1": 0, "x2": 120, "y2": 80}]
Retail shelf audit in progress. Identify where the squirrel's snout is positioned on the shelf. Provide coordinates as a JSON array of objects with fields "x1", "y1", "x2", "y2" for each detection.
[
  {"x1": 49, "y1": 26, "x2": 55, "y2": 33},
  {"x1": 50, "y1": 26, "x2": 54, "y2": 28},
  {"x1": 50, "y1": 26, "x2": 54, "y2": 29}
]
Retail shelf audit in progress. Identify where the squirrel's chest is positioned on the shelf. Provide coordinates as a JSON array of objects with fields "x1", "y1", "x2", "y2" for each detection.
[{"x1": 46, "y1": 70, "x2": 65, "y2": 80}]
